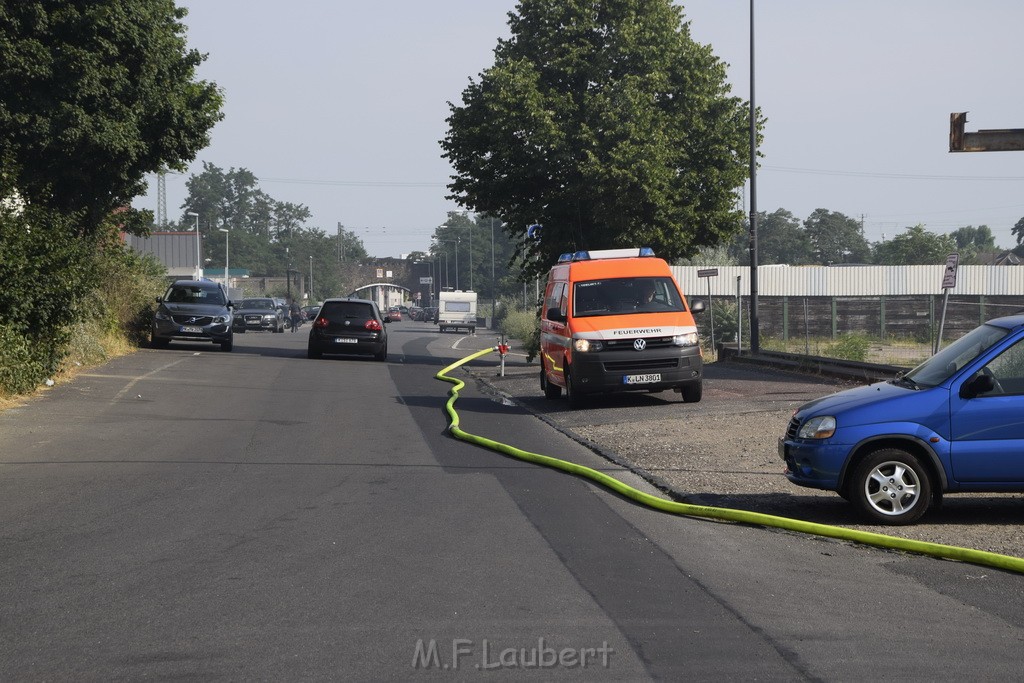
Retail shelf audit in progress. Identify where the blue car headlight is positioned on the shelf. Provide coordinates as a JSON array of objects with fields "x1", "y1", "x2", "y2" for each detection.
[{"x1": 797, "y1": 416, "x2": 836, "y2": 439}]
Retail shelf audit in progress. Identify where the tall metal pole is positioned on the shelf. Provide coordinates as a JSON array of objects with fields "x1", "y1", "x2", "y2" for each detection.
[
  {"x1": 309, "y1": 256, "x2": 314, "y2": 302},
  {"x1": 748, "y1": 0, "x2": 760, "y2": 354},
  {"x1": 490, "y1": 216, "x2": 496, "y2": 325},
  {"x1": 187, "y1": 211, "x2": 200, "y2": 279},
  {"x1": 219, "y1": 228, "x2": 229, "y2": 294}
]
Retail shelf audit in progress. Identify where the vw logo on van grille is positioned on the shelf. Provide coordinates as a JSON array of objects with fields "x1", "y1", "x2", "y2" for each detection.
[{"x1": 633, "y1": 339, "x2": 646, "y2": 351}]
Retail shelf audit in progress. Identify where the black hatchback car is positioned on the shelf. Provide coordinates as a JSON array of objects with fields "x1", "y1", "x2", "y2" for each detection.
[
  {"x1": 307, "y1": 298, "x2": 390, "y2": 361},
  {"x1": 151, "y1": 279, "x2": 234, "y2": 351}
]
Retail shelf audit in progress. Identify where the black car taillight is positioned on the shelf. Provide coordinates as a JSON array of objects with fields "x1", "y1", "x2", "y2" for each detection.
[
  {"x1": 315, "y1": 317, "x2": 329, "y2": 328},
  {"x1": 365, "y1": 319, "x2": 382, "y2": 331}
]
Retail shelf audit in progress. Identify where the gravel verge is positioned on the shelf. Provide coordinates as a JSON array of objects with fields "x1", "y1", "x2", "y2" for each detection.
[{"x1": 468, "y1": 357, "x2": 1024, "y2": 563}]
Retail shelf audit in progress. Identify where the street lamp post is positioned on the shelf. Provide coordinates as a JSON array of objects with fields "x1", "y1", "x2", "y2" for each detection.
[
  {"x1": 187, "y1": 211, "x2": 200, "y2": 279},
  {"x1": 219, "y1": 228, "x2": 229, "y2": 295},
  {"x1": 309, "y1": 255, "x2": 314, "y2": 302},
  {"x1": 490, "y1": 216, "x2": 496, "y2": 325}
]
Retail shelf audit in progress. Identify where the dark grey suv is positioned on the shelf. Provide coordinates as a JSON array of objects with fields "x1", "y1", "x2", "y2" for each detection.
[
  {"x1": 151, "y1": 280, "x2": 234, "y2": 351},
  {"x1": 307, "y1": 298, "x2": 389, "y2": 360}
]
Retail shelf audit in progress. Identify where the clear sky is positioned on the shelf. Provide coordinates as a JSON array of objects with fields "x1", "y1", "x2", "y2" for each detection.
[{"x1": 134, "y1": 1, "x2": 1024, "y2": 257}]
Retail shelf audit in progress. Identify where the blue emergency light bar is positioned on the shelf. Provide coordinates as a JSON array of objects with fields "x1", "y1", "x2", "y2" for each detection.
[{"x1": 556, "y1": 248, "x2": 655, "y2": 263}]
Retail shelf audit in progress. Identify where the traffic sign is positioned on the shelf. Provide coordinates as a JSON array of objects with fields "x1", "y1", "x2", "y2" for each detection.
[
  {"x1": 697, "y1": 268, "x2": 719, "y2": 278},
  {"x1": 941, "y1": 253, "x2": 959, "y2": 289}
]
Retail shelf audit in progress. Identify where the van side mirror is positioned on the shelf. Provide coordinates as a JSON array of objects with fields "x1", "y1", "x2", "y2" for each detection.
[
  {"x1": 960, "y1": 373, "x2": 994, "y2": 399},
  {"x1": 546, "y1": 307, "x2": 566, "y2": 323},
  {"x1": 689, "y1": 299, "x2": 706, "y2": 314}
]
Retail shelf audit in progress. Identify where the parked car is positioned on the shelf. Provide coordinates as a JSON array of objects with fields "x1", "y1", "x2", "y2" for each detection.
[
  {"x1": 151, "y1": 279, "x2": 234, "y2": 351},
  {"x1": 781, "y1": 314, "x2": 1024, "y2": 524},
  {"x1": 387, "y1": 306, "x2": 402, "y2": 322},
  {"x1": 422, "y1": 307, "x2": 438, "y2": 324},
  {"x1": 307, "y1": 298, "x2": 389, "y2": 361},
  {"x1": 301, "y1": 304, "x2": 320, "y2": 322},
  {"x1": 232, "y1": 297, "x2": 285, "y2": 333},
  {"x1": 409, "y1": 306, "x2": 423, "y2": 321}
]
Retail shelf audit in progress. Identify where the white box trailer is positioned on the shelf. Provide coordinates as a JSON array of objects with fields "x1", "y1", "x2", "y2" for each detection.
[{"x1": 438, "y1": 290, "x2": 477, "y2": 333}]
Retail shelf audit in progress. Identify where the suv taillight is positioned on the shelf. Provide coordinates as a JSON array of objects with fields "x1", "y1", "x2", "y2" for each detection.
[{"x1": 364, "y1": 319, "x2": 382, "y2": 331}]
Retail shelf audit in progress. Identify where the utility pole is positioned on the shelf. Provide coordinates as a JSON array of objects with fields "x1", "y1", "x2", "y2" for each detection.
[{"x1": 747, "y1": 0, "x2": 760, "y2": 354}]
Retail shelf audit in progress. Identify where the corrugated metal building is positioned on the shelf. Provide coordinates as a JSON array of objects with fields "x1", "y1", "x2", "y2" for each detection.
[
  {"x1": 123, "y1": 231, "x2": 201, "y2": 279},
  {"x1": 673, "y1": 265, "x2": 1024, "y2": 296}
]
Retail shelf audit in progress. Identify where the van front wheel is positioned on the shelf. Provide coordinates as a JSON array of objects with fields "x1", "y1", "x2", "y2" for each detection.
[
  {"x1": 541, "y1": 366, "x2": 561, "y2": 399},
  {"x1": 681, "y1": 381, "x2": 702, "y2": 403},
  {"x1": 564, "y1": 366, "x2": 583, "y2": 410}
]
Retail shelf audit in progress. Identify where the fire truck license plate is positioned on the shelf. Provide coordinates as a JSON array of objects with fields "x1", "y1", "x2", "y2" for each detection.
[{"x1": 623, "y1": 373, "x2": 661, "y2": 385}]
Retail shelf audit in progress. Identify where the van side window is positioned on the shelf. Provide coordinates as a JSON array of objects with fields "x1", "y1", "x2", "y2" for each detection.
[{"x1": 543, "y1": 282, "x2": 565, "y2": 321}]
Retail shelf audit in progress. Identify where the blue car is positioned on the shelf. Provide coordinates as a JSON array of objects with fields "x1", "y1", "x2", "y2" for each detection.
[{"x1": 781, "y1": 314, "x2": 1024, "y2": 524}]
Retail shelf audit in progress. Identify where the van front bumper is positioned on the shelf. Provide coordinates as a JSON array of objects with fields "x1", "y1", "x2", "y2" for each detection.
[{"x1": 569, "y1": 347, "x2": 702, "y2": 394}]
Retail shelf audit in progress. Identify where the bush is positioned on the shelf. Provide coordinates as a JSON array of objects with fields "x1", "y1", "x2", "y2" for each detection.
[
  {"x1": 500, "y1": 305, "x2": 540, "y2": 362},
  {"x1": 828, "y1": 333, "x2": 870, "y2": 362},
  {"x1": 0, "y1": 205, "x2": 167, "y2": 396}
]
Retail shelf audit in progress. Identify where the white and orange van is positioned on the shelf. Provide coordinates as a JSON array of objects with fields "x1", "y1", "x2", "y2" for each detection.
[{"x1": 539, "y1": 248, "x2": 705, "y2": 408}]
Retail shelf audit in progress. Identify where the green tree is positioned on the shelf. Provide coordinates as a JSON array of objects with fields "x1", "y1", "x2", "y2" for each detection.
[
  {"x1": 803, "y1": 209, "x2": 871, "y2": 264},
  {"x1": 950, "y1": 224, "x2": 997, "y2": 264},
  {"x1": 731, "y1": 209, "x2": 813, "y2": 266},
  {"x1": 441, "y1": 0, "x2": 754, "y2": 278},
  {"x1": 0, "y1": 1, "x2": 223, "y2": 235},
  {"x1": 873, "y1": 224, "x2": 956, "y2": 265},
  {"x1": 1013, "y1": 216, "x2": 1024, "y2": 246}
]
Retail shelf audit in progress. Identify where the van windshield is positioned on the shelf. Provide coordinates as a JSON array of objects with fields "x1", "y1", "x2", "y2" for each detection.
[{"x1": 573, "y1": 277, "x2": 685, "y2": 317}]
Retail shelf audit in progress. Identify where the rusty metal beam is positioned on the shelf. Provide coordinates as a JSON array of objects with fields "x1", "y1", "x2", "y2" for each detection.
[{"x1": 950, "y1": 112, "x2": 1024, "y2": 152}]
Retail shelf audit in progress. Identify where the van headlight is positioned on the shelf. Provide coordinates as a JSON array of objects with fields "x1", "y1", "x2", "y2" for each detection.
[
  {"x1": 573, "y1": 339, "x2": 603, "y2": 352},
  {"x1": 797, "y1": 416, "x2": 836, "y2": 439},
  {"x1": 672, "y1": 332, "x2": 699, "y2": 347}
]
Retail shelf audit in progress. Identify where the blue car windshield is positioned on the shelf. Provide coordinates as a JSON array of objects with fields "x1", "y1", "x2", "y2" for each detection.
[{"x1": 903, "y1": 323, "x2": 1009, "y2": 387}]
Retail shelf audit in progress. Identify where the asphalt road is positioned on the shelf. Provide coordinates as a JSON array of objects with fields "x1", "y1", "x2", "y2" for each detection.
[{"x1": 2, "y1": 321, "x2": 1023, "y2": 680}]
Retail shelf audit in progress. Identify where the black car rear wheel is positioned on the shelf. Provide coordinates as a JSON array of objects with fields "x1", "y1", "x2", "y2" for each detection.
[{"x1": 374, "y1": 344, "x2": 388, "y2": 362}]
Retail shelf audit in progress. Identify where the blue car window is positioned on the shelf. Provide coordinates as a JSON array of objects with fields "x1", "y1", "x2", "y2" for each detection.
[
  {"x1": 977, "y1": 337, "x2": 1024, "y2": 396},
  {"x1": 905, "y1": 323, "x2": 1009, "y2": 387}
]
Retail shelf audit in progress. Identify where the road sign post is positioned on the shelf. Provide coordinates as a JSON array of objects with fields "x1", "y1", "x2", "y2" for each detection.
[
  {"x1": 935, "y1": 253, "x2": 959, "y2": 354},
  {"x1": 697, "y1": 268, "x2": 719, "y2": 357}
]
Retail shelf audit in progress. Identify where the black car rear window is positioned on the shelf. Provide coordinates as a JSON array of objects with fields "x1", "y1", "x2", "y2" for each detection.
[{"x1": 319, "y1": 301, "x2": 376, "y2": 321}]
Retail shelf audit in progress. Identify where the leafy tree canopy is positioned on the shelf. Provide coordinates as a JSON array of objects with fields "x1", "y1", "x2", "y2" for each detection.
[
  {"x1": 442, "y1": 0, "x2": 755, "y2": 277},
  {"x1": 949, "y1": 224, "x2": 997, "y2": 264},
  {"x1": 803, "y1": 209, "x2": 871, "y2": 264},
  {"x1": 0, "y1": 1, "x2": 223, "y2": 235},
  {"x1": 873, "y1": 224, "x2": 956, "y2": 266}
]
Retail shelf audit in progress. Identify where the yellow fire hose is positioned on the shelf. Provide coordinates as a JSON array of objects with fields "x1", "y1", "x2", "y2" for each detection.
[{"x1": 437, "y1": 347, "x2": 1024, "y2": 575}]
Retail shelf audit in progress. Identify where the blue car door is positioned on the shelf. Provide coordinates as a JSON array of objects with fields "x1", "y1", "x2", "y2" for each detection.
[{"x1": 949, "y1": 335, "x2": 1024, "y2": 482}]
